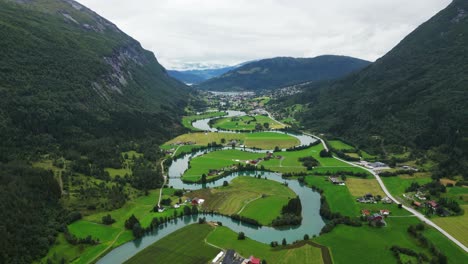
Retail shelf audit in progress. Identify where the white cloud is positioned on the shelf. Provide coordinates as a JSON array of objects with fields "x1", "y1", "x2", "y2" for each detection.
[{"x1": 79, "y1": 0, "x2": 451, "y2": 69}]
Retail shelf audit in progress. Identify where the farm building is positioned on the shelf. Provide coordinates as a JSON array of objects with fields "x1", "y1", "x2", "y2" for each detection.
[{"x1": 329, "y1": 176, "x2": 345, "y2": 185}]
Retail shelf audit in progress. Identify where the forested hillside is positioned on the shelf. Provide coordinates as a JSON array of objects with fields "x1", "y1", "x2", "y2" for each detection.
[
  {"x1": 0, "y1": 0, "x2": 190, "y2": 262},
  {"x1": 196, "y1": 55, "x2": 370, "y2": 91},
  {"x1": 275, "y1": 0, "x2": 468, "y2": 178}
]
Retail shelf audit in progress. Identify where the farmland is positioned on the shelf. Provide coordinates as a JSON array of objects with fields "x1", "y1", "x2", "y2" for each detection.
[
  {"x1": 124, "y1": 224, "x2": 219, "y2": 264},
  {"x1": 182, "y1": 111, "x2": 227, "y2": 130},
  {"x1": 212, "y1": 115, "x2": 285, "y2": 131},
  {"x1": 165, "y1": 131, "x2": 300, "y2": 150},
  {"x1": 185, "y1": 176, "x2": 295, "y2": 225}
]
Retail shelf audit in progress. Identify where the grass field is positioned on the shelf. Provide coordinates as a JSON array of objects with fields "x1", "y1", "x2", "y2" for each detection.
[
  {"x1": 186, "y1": 176, "x2": 295, "y2": 225},
  {"x1": 125, "y1": 224, "x2": 219, "y2": 264},
  {"x1": 328, "y1": 140, "x2": 355, "y2": 151},
  {"x1": 212, "y1": 115, "x2": 285, "y2": 131},
  {"x1": 165, "y1": 132, "x2": 299, "y2": 150},
  {"x1": 346, "y1": 177, "x2": 385, "y2": 197},
  {"x1": 183, "y1": 149, "x2": 264, "y2": 181},
  {"x1": 182, "y1": 111, "x2": 227, "y2": 130},
  {"x1": 432, "y1": 205, "x2": 468, "y2": 247},
  {"x1": 207, "y1": 226, "x2": 324, "y2": 264},
  {"x1": 315, "y1": 216, "x2": 468, "y2": 264},
  {"x1": 381, "y1": 175, "x2": 433, "y2": 202},
  {"x1": 42, "y1": 189, "x2": 189, "y2": 264}
]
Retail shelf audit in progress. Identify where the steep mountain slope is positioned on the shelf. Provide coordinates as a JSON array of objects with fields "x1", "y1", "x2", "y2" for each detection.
[
  {"x1": 167, "y1": 62, "x2": 249, "y2": 85},
  {"x1": 0, "y1": 0, "x2": 189, "y2": 161},
  {"x1": 196, "y1": 55, "x2": 371, "y2": 91},
  {"x1": 283, "y1": 0, "x2": 468, "y2": 177},
  {"x1": 0, "y1": 0, "x2": 189, "y2": 263}
]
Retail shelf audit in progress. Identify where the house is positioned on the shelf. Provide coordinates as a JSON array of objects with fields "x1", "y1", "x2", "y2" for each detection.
[
  {"x1": 369, "y1": 162, "x2": 387, "y2": 168},
  {"x1": 213, "y1": 251, "x2": 224, "y2": 263},
  {"x1": 361, "y1": 209, "x2": 370, "y2": 216},
  {"x1": 381, "y1": 196, "x2": 393, "y2": 204},
  {"x1": 413, "y1": 201, "x2": 422, "y2": 207},
  {"x1": 174, "y1": 203, "x2": 180, "y2": 209},
  {"x1": 427, "y1": 200, "x2": 438, "y2": 209},
  {"x1": 221, "y1": 249, "x2": 245, "y2": 264},
  {"x1": 368, "y1": 213, "x2": 386, "y2": 226},
  {"x1": 248, "y1": 256, "x2": 261, "y2": 264},
  {"x1": 380, "y1": 209, "x2": 390, "y2": 216},
  {"x1": 329, "y1": 176, "x2": 345, "y2": 185}
]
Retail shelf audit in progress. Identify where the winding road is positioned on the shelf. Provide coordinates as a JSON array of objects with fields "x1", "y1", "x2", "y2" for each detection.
[{"x1": 266, "y1": 109, "x2": 467, "y2": 252}]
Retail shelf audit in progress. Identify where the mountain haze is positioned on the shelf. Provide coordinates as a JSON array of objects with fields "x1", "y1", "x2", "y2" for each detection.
[
  {"x1": 167, "y1": 62, "x2": 249, "y2": 84},
  {"x1": 196, "y1": 55, "x2": 371, "y2": 91}
]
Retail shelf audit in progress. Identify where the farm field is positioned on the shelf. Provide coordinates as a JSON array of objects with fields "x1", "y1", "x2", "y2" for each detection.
[
  {"x1": 212, "y1": 115, "x2": 285, "y2": 131},
  {"x1": 183, "y1": 149, "x2": 264, "y2": 182},
  {"x1": 381, "y1": 175, "x2": 433, "y2": 200},
  {"x1": 42, "y1": 188, "x2": 189, "y2": 264},
  {"x1": 328, "y1": 140, "x2": 355, "y2": 150},
  {"x1": 182, "y1": 111, "x2": 227, "y2": 130},
  {"x1": 346, "y1": 177, "x2": 385, "y2": 197},
  {"x1": 185, "y1": 176, "x2": 295, "y2": 225},
  {"x1": 314, "y1": 217, "x2": 468, "y2": 264},
  {"x1": 207, "y1": 226, "x2": 324, "y2": 264},
  {"x1": 124, "y1": 224, "x2": 219, "y2": 264},
  {"x1": 432, "y1": 205, "x2": 468, "y2": 247},
  {"x1": 165, "y1": 132, "x2": 299, "y2": 150}
]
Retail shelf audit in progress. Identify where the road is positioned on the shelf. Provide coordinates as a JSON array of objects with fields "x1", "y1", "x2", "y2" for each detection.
[
  {"x1": 265, "y1": 110, "x2": 467, "y2": 252},
  {"x1": 334, "y1": 154, "x2": 468, "y2": 253}
]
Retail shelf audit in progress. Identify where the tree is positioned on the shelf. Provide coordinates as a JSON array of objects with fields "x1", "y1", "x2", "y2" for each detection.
[
  {"x1": 201, "y1": 174, "x2": 207, "y2": 184},
  {"x1": 223, "y1": 181, "x2": 229, "y2": 186},
  {"x1": 304, "y1": 234, "x2": 310, "y2": 240},
  {"x1": 132, "y1": 223, "x2": 144, "y2": 238},
  {"x1": 191, "y1": 205, "x2": 199, "y2": 215},
  {"x1": 263, "y1": 122, "x2": 270, "y2": 129},
  {"x1": 255, "y1": 123, "x2": 263, "y2": 131},
  {"x1": 238, "y1": 232, "x2": 246, "y2": 240},
  {"x1": 221, "y1": 138, "x2": 226, "y2": 144},
  {"x1": 125, "y1": 214, "x2": 140, "y2": 230},
  {"x1": 183, "y1": 205, "x2": 191, "y2": 215},
  {"x1": 282, "y1": 238, "x2": 287, "y2": 246},
  {"x1": 102, "y1": 214, "x2": 115, "y2": 225}
]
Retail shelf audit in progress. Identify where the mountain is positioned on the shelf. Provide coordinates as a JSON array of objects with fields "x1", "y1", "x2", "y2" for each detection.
[
  {"x1": 195, "y1": 55, "x2": 371, "y2": 91},
  {"x1": 167, "y1": 62, "x2": 249, "y2": 85},
  {"x1": 0, "y1": 0, "x2": 190, "y2": 162},
  {"x1": 279, "y1": 0, "x2": 468, "y2": 178},
  {"x1": 0, "y1": 0, "x2": 190, "y2": 263}
]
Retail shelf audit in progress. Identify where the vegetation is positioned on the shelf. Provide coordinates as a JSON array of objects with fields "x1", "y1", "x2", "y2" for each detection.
[
  {"x1": 196, "y1": 55, "x2": 370, "y2": 91},
  {"x1": 165, "y1": 131, "x2": 300, "y2": 150},
  {"x1": 182, "y1": 111, "x2": 227, "y2": 130},
  {"x1": 274, "y1": 0, "x2": 468, "y2": 179},
  {"x1": 211, "y1": 115, "x2": 285, "y2": 131},
  {"x1": 185, "y1": 176, "x2": 295, "y2": 225},
  {"x1": 124, "y1": 224, "x2": 219, "y2": 264},
  {"x1": 207, "y1": 226, "x2": 324, "y2": 264}
]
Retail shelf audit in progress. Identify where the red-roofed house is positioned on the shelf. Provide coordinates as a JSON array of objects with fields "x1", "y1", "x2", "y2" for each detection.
[
  {"x1": 380, "y1": 209, "x2": 390, "y2": 216},
  {"x1": 361, "y1": 209, "x2": 370, "y2": 216},
  {"x1": 427, "y1": 201, "x2": 438, "y2": 208},
  {"x1": 248, "y1": 256, "x2": 261, "y2": 264}
]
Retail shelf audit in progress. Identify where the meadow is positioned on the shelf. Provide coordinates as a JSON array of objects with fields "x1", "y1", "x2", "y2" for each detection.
[
  {"x1": 314, "y1": 217, "x2": 468, "y2": 264},
  {"x1": 182, "y1": 111, "x2": 227, "y2": 130},
  {"x1": 186, "y1": 176, "x2": 295, "y2": 225},
  {"x1": 165, "y1": 131, "x2": 299, "y2": 150},
  {"x1": 207, "y1": 226, "x2": 324, "y2": 264},
  {"x1": 327, "y1": 140, "x2": 355, "y2": 150},
  {"x1": 212, "y1": 115, "x2": 285, "y2": 131},
  {"x1": 124, "y1": 224, "x2": 219, "y2": 264},
  {"x1": 42, "y1": 188, "x2": 189, "y2": 264}
]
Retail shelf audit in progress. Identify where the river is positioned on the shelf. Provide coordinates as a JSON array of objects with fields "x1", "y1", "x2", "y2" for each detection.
[{"x1": 97, "y1": 111, "x2": 325, "y2": 264}]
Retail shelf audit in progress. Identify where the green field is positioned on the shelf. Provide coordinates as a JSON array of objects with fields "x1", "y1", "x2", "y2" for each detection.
[
  {"x1": 186, "y1": 176, "x2": 295, "y2": 225},
  {"x1": 262, "y1": 143, "x2": 366, "y2": 174},
  {"x1": 183, "y1": 149, "x2": 264, "y2": 182},
  {"x1": 125, "y1": 224, "x2": 219, "y2": 264},
  {"x1": 212, "y1": 115, "x2": 285, "y2": 131},
  {"x1": 381, "y1": 175, "x2": 433, "y2": 202},
  {"x1": 42, "y1": 188, "x2": 189, "y2": 264},
  {"x1": 207, "y1": 226, "x2": 324, "y2": 264},
  {"x1": 166, "y1": 132, "x2": 299, "y2": 150},
  {"x1": 182, "y1": 111, "x2": 227, "y2": 130},
  {"x1": 314, "y1": 216, "x2": 467, "y2": 264},
  {"x1": 328, "y1": 140, "x2": 355, "y2": 150},
  {"x1": 432, "y1": 205, "x2": 468, "y2": 247}
]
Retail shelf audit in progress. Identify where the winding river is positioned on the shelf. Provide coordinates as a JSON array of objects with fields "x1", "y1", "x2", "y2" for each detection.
[{"x1": 98, "y1": 111, "x2": 326, "y2": 264}]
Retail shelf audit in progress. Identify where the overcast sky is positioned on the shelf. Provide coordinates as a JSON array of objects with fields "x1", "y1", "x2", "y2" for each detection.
[{"x1": 79, "y1": 0, "x2": 451, "y2": 70}]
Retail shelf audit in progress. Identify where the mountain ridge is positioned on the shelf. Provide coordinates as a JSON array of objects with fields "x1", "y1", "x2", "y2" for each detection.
[{"x1": 195, "y1": 55, "x2": 371, "y2": 91}]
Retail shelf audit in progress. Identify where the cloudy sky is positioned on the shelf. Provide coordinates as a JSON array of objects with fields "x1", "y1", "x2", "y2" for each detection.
[{"x1": 80, "y1": 0, "x2": 451, "y2": 70}]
